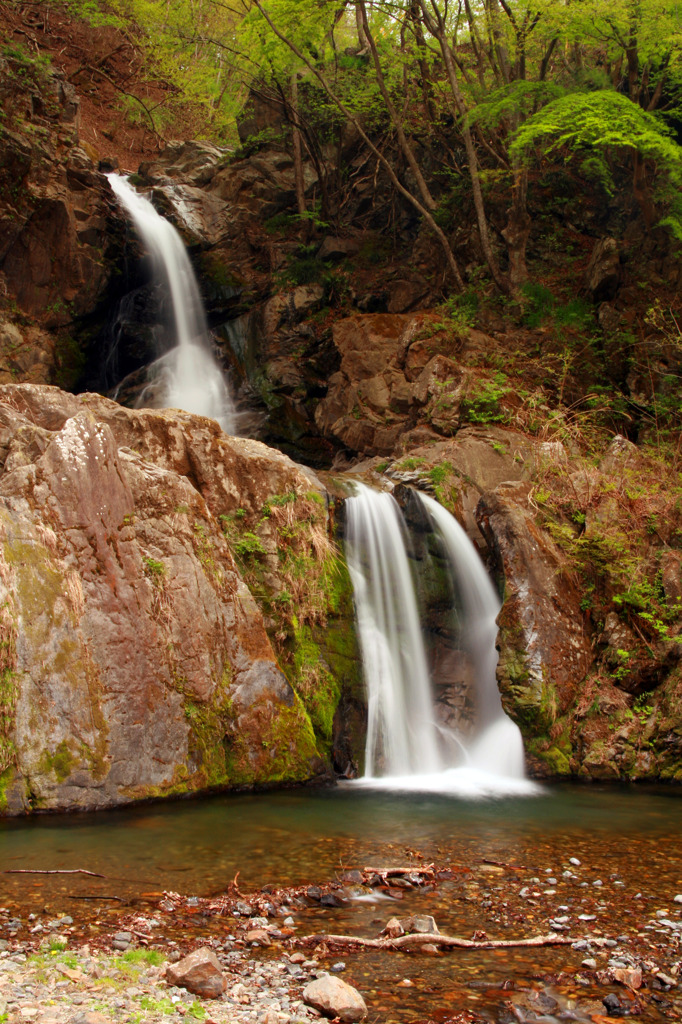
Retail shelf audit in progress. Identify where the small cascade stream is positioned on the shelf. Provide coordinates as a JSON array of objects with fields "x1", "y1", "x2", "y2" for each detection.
[
  {"x1": 107, "y1": 173, "x2": 236, "y2": 432},
  {"x1": 345, "y1": 484, "x2": 538, "y2": 797}
]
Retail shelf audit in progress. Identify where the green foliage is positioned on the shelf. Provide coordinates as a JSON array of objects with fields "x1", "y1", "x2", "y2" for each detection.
[
  {"x1": 121, "y1": 949, "x2": 165, "y2": 966},
  {"x1": 520, "y1": 282, "x2": 592, "y2": 330},
  {"x1": 233, "y1": 532, "x2": 267, "y2": 559},
  {"x1": 142, "y1": 555, "x2": 166, "y2": 582},
  {"x1": 469, "y1": 80, "x2": 565, "y2": 131},
  {"x1": 512, "y1": 90, "x2": 682, "y2": 235},
  {"x1": 512, "y1": 91, "x2": 682, "y2": 168},
  {"x1": 461, "y1": 372, "x2": 511, "y2": 424},
  {"x1": 0, "y1": 665, "x2": 17, "y2": 779}
]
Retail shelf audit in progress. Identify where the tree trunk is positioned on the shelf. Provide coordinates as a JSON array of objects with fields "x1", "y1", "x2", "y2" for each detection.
[
  {"x1": 501, "y1": 165, "x2": 530, "y2": 289},
  {"x1": 355, "y1": 5, "x2": 367, "y2": 49},
  {"x1": 290, "y1": 72, "x2": 307, "y2": 221}
]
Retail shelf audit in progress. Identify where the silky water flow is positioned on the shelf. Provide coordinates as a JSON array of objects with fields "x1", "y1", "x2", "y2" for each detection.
[
  {"x1": 345, "y1": 482, "x2": 538, "y2": 797},
  {"x1": 108, "y1": 173, "x2": 236, "y2": 432}
]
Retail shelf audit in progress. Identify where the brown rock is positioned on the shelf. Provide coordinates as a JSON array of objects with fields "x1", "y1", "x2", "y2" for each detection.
[
  {"x1": 0, "y1": 384, "x2": 326, "y2": 815},
  {"x1": 386, "y1": 276, "x2": 429, "y2": 313},
  {"x1": 165, "y1": 947, "x2": 227, "y2": 999},
  {"x1": 477, "y1": 482, "x2": 593, "y2": 735},
  {"x1": 584, "y1": 237, "x2": 620, "y2": 301},
  {"x1": 613, "y1": 966, "x2": 643, "y2": 990},
  {"x1": 303, "y1": 975, "x2": 368, "y2": 1022},
  {"x1": 399, "y1": 914, "x2": 440, "y2": 935},
  {"x1": 318, "y1": 237, "x2": 360, "y2": 261},
  {"x1": 381, "y1": 917, "x2": 405, "y2": 938}
]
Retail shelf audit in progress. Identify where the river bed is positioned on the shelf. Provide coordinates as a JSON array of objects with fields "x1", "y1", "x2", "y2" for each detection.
[{"x1": 1, "y1": 782, "x2": 682, "y2": 1022}]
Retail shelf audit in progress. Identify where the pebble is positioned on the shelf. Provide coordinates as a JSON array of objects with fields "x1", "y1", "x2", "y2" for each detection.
[
  {"x1": 569, "y1": 858, "x2": 581, "y2": 867},
  {"x1": 674, "y1": 895, "x2": 682, "y2": 904}
]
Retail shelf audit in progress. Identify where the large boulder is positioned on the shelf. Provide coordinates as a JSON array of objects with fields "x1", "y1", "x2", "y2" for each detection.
[{"x1": 0, "y1": 384, "x2": 333, "y2": 814}]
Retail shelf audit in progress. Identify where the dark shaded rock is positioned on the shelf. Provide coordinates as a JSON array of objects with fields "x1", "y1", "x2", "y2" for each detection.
[
  {"x1": 584, "y1": 237, "x2": 620, "y2": 301},
  {"x1": 318, "y1": 237, "x2": 360, "y2": 262},
  {"x1": 476, "y1": 483, "x2": 593, "y2": 754}
]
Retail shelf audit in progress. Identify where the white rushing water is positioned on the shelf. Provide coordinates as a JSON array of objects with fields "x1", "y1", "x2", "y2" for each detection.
[
  {"x1": 107, "y1": 173, "x2": 236, "y2": 432},
  {"x1": 345, "y1": 483, "x2": 443, "y2": 777},
  {"x1": 345, "y1": 484, "x2": 539, "y2": 798}
]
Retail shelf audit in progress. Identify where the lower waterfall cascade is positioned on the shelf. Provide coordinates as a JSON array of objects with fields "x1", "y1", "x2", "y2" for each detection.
[
  {"x1": 107, "y1": 173, "x2": 237, "y2": 433},
  {"x1": 345, "y1": 482, "x2": 539, "y2": 797}
]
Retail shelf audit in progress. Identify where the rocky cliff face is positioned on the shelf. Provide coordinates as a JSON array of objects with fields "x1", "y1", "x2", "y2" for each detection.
[
  {"x1": 1, "y1": 54, "x2": 680, "y2": 793},
  {"x1": 0, "y1": 384, "x2": 357, "y2": 815}
]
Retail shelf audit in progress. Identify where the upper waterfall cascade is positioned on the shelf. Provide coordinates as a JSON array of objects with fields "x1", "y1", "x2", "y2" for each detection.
[
  {"x1": 107, "y1": 173, "x2": 236, "y2": 433},
  {"x1": 345, "y1": 482, "x2": 538, "y2": 797}
]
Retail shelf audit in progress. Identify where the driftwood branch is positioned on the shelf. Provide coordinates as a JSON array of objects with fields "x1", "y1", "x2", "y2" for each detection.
[
  {"x1": 4, "y1": 868, "x2": 106, "y2": 877},
  {"x1": 362, "y1": 866, "x2": 434, "y2": 877},
  {"x1": 299, "y1": 931, "x2": 575, "y2": 951}
]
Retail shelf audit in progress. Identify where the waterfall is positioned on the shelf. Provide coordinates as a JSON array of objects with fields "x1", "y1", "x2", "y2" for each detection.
[
  {"x1": 344, "y1": 483, "x2": 443, "y2": 777},
  {"x1": 107, "y1": 174, "x2": 236, "y2": 433},
  {"x1": 345, "y1": 484, "x2": 538, "y2": 797}
]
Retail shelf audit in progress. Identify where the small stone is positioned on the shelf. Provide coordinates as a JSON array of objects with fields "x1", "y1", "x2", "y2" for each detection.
[
  {"x1": 613, "y1": 966, "x2": 642, "y2": 990},
  {"x1": 674, "y1": 895, "x2": 682, "y2": 904},
  {"x1": 593, "y1": 880, "x2": 603, "y2": 887},
  {"x1": 654, "y1": 972, "x2": 677, "y2": 988},
  {"x1": 578, "y1": 915, "x2": 596, "y2": 922},
  {"x1": 398, "y1": 915, "x2": 439, "y2": 935},
  {"x1": 331, "y1": 962, "x2": 346, "y2": 972},
  {"x1": 381, "y1": 918, "x2": 404, "y2": 939},
  {"x1": 165, "y1": 946, "x2": 227, "y2": 999},
  {"x1": 569, "y1": 858, "x2": 581, "y2": 867},
  {"x1": 582, "y1": 958, "x2": 598, "y2": 969},
  {"x1": 303, "y1": 976, "x2": 368, "y2": 1022}
]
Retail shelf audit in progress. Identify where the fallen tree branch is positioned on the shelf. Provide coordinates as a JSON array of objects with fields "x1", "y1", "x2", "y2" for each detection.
[
  {"x1": 299, "y1": 931, "x2": 575, "y2": 951},
  {"x1": 362, "y1": 866, "x2": 435, "y2": 877},
  {"x1": 4, "y1": 868, "x2": 106, "y2": 877}
]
